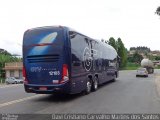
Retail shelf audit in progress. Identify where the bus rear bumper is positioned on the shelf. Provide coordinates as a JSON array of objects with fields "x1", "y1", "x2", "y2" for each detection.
[{"x1": 24, "y1": 83, "x2": 70, "y2": 94}]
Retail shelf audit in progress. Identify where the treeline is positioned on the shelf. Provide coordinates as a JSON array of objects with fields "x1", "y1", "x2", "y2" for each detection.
[
  {"x1": 107, "y1": 37, "x2": 127, "y2": 68},
  {"x1": 0, "y1": 49, "x2": 21, "y2": 78},
  {"x1": 106, "y1": 36, "x2": 160, "y2": 69},
  {"x1": 130, "y1": 46, "x2": 150, "y2": 53},
  {"x1": 128, "y1": 52, "x2": 143, "y2": 64},
  {"x1": 156, "y1": 6, "x2": 160, "y2": 16},
  {"x1": 128, "y1": 46, "x2": 150, "y2": 64}
]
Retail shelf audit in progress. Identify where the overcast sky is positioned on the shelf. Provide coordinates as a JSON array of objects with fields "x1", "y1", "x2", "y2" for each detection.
[{"x1": 0, "y1": 0, "x2": 160, "y2": 55}]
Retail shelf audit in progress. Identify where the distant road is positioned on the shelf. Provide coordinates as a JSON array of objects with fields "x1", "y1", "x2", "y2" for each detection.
[{"x1": 0, "y1": 70, "x2": 160, "y2": 114}]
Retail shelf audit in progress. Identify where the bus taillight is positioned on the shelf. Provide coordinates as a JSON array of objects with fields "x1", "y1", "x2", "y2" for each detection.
[
  {"x1": 23, "y1": 67, "x2": 28, "y2": 84},
  {"x1": 60, "y1": 64, "x2": 69, "y2": 84}
]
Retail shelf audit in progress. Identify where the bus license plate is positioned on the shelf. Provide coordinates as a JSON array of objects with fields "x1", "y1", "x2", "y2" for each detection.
[{"x1": 39, "y1": 87, "x2": 47, "y2": 91}]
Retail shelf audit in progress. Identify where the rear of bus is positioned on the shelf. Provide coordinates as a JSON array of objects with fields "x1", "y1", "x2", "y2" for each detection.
[{"x1": 23, "y1": 26, "x2": 71, "y2": 94}]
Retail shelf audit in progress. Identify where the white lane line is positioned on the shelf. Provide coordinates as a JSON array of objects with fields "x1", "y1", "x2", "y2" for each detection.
[
  {"x1": 0, "y1": 84, "x2": 22, "y2": 89},
  {"x1": 0, "y1": 94, "x2": 44, "y2": 108},
  {"x1": 154, "y1": 75, "x2": 160, "y2": 101}
]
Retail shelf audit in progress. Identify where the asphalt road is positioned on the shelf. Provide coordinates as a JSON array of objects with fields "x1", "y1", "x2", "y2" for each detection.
[{"x1": 0, "y1": 70, "x2": 160, "y2": 114}]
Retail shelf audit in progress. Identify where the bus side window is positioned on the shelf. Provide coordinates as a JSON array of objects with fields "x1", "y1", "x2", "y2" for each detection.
[
  {"x1": 69, "y1": 31, "x2": 77, "y2": 39},
  {"x1": 106, "y1": 60, "x2": 109, "y2": 68},
  {"x1": 72, "y1": 54, "x2": 81, "y2": 66}
]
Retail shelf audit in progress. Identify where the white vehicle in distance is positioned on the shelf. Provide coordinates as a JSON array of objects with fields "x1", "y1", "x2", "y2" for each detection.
[
  {"x1": 5, "y1": 77, "x2": 23, "y2": 84},
  {"x1": 136, "y1": 68, "x2": 148, "y2": 77}
]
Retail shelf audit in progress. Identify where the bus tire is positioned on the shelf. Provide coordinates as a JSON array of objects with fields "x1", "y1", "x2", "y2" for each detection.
[
  {"x1": 92, "y1": 77, "x2": 98, "y2": 91},
  {"x1": 85, "y1": 79, "x2": 92, "y2": 94},
  {"x1": 111, "y1": 75, "x2": 116, "y2": 82}
]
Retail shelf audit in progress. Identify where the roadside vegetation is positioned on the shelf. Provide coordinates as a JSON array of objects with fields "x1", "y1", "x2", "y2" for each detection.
[
  {"x1": 108, "y1": 39, "x2": 160, "y2": 70},
  {"x1": 123, "y1": 62, "x2": 140, "y2": 70},
  {"x1": 156, "y1": 6, "x2": 160, "y2": 16},
  {"x1": 107, "y1": 37, "x2": 127, "y2": 69},
  {"x1": 0, "y1": 49, "x2": 22, "y2": 83}
]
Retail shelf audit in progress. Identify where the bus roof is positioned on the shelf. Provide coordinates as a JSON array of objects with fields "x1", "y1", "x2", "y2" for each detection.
[{"x1": 25, "y1": 25, "x2": 117, "y2": 55}]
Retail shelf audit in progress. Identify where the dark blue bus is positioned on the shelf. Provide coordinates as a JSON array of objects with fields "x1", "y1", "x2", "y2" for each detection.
[{"x1": 23, "y1": 26, "x2": 119, "y2": 94}]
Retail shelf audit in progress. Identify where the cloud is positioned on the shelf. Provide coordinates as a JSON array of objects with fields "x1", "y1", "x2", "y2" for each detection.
[{"x1": 0, "y1": 0, "x2": 160, "y2": 54}]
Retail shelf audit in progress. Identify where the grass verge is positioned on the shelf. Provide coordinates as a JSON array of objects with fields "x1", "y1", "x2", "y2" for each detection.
[{"x1": 122, "y1": 62, "x2": 140, "y2": 70}]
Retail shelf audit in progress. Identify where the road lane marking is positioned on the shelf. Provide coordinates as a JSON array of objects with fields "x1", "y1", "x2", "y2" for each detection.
[
  {"x1": 154, "y1": 75, "x2": 160, "y2": 99},
  {"x1": 0, "y1": 84, "x2": 22, "y2": 89},
  {"x1": 0, "y1": 94, "x2": 44, "y2": 108}
]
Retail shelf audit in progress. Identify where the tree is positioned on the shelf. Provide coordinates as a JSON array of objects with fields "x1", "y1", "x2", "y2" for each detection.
[
  {"x1": 117, "y1": 38, "x2": 127, "y2": 68},
  {"x1": 130, "y1": 47, "x2": 136, "y2": 51},
  {"x1": 0, "y1": 48, "x2": 11, "y2": 55},
  {"x1": 155, "y1": 56, "x2": 160, "y2": 60},
  {"x1": 156, "y1": 6, "x2": 160, "y2": 16},
  {"x1": 0, "y1": 49, "x2": 22, "y2": 78},
  {"x1": 129, "y1": 46, "x2": 150, "y2": 54},
  {"x1": 108, "y1": 37, "x2": 117, "y2": 51},
  {"x1": 107, "y1": 37, "x2": 127, "y2": 68},
  {"x1": 132, "y1": 52, "x2": 143, "y2": 64}
]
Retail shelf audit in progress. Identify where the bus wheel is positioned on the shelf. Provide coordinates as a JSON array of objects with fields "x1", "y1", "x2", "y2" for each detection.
[
  {"x1": 92, "y1": 77, "x2": 98, "y2": 91},
  {"x1": 85, "y1": 79, "x2": 92, "y2": 94},
  {"x1": 111, "y1": 75, "x2": 116, "y2": 82}
]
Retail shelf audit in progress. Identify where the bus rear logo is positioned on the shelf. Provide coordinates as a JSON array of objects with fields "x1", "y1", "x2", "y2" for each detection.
[{"x1": 30, "y1": 67, "x2": 42, "y2": 72}]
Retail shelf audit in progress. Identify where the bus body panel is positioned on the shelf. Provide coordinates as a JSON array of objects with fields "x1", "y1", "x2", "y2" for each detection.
[
  {"x1": 23, "y1": 26, "x2": 119, "y2": 94},
  {"x1": 69, "y1": 32, "x2": 90, "y2": 94},
  {"x1": 23, "y1": 27, "x2": 64, "y2": 84},
  {"x1": 23, "y1": 27, "x2": 72, "y2": 93},
  {"x1": 69, "y1": 31, "x2": 118, "y2": 94},
  {"x1": 70, "y1": 33, "x2": 117, "y2": 84}
]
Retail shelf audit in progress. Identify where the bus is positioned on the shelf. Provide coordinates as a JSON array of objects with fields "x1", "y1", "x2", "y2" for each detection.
[{"x1": 23, "y1": 26, "x2": 119, "y2": 94}]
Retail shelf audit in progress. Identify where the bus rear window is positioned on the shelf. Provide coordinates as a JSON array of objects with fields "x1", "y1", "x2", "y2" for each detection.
[{"x1": 23, "y1": 28, "x2": 64, "y2": 46}]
